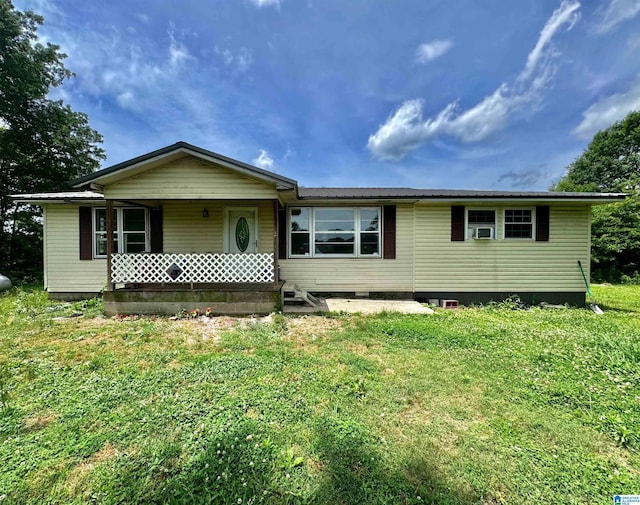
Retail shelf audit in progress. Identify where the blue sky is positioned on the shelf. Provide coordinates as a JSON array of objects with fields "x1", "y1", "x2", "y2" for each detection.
[{"x1": 14, "y1": 0, "x2": 640, "y2": 190}]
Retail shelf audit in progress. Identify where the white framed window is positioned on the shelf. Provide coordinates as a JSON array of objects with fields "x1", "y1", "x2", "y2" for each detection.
[
  {"x1": 289, "y1": 208, "x2": 311, "y2": 256},
  {"x1": 466, "y1": 209, "x2": 496, "y2": 239},
  {"x1": 358, "y1": 208, "x2": 381, "y2": 255},
  {"x1": 504, "y1": 209, "x2": 534, "y2": 239},
  {"x1": 288, "y1": 207, "x2": 381, "y2": 258},
  {"x1": 93, "y1": 207, "x2": 148, "y2": 258}
]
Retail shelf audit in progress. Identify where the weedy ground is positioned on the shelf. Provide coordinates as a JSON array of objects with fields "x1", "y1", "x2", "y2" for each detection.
[{"x1": 0, "y1": 285, "x2": 638, "y2": 504}]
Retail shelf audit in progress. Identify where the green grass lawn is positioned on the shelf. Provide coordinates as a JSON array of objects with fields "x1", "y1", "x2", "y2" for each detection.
[{"x1": 0, "y1": 285, "x2": 639, "y2": 504}]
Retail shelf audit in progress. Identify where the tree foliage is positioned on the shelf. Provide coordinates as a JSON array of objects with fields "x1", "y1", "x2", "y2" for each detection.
[
  {"x1": 0, "y1": 0, "x2": 105, "y2": 280},
  {"x1": 553, "y1": 111, "x2": 640, "y2": 282}
]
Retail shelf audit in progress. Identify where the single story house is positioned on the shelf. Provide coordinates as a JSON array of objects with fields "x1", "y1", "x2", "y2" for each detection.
[{"x1": 14, "y1": 141, "x2": 624, "y2": 315}]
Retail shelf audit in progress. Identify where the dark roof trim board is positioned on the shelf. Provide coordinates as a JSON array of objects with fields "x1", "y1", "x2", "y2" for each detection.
[
  {"x1": 297, "y1": 187, "x2": 626, "y2": 202},
  {"x1": 71, "y1": 141, "x2": 298, "y2": 190}
]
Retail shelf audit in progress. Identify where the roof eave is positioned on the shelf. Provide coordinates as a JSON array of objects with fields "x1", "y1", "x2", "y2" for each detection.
[
  {"x1": 296, "y1": 191, "x2": 627, "y2": 204},
  {"x1": 11, "y1": 191, "x2": 106, "y2": 205},
  {"x1": 13, "y1": 199, "x2": 106, "y2": 205},
  {"x1": 297, "y1": 195, "x2": 628, "y2": 200}
]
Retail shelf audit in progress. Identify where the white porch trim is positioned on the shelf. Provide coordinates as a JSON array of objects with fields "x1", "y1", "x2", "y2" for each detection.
[{"x1": 111, "y1": 252, "x2": 275, "y2": 284}]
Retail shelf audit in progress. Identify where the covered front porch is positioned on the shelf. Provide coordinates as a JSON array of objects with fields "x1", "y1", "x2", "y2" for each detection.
[
  {"x1": 69, "y1": 143, "x2": 299, "y2": 315},
  {"x1": 103, "y1": 250, "x2": 281, "y2": 315},
  {"x1": 101, "y1": 198, "x2": 284, "y2": 316}
]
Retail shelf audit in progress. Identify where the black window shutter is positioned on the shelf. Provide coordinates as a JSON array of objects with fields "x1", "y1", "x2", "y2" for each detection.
[
  {"x1": 451, "y1": 206, "x2": 465, "y2": 241},
  {"x1": 79, "y1": 207, "x2": 93, "y2": 260},
  {"x1": 149, "y1": 206, "x2": 163, "y2": 252},
  {"x1": 383, "y1": 205, "x2": 396, "y2": 259},
  {"x1": 278, "y1": 206, "x2": 287, "y2": 259},
  {"x1": 536, "y1": 205, "x2": 549, "y2": 242}
]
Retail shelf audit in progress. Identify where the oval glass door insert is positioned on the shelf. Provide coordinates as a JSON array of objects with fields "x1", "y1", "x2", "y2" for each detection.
[{"x1": 235, "y1": 217, "x2": 250, "y2": 252}]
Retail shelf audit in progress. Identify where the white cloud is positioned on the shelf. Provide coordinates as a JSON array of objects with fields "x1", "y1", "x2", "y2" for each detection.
[
  {"x1": 250, "y1": 0, "x2": 280, "y2": 7},
  {"x1": 628, "y1": 34, "x2": 640, "y2": 49},
  {"x1": 215, "y1": 46, "x2": 253, "y2": 72},
  {"x1": 11, "y1": 1, "x2": 263, "y2": 166},
  {"x1": 368, "y1": 0, "x2": 581, "y2": 160},
  {"x1": 116, "y1": 90, "x2": 135, "y2": 109},
  {"x1": 520, "y1": 0, "x2": 579, "y2": 82},
  {"x1": 366, "y1": 100, "x2": 456, "y2": 159},
  {"x1": 415, "y1": 39, "x2": 453, "y2": 64},
  {"x1": 573, "y1": 77, "x2": 640, "y2": 138},
  {"x1": 283, "y1": 145, "x2": 294, "y2": 161},
  {"x1": 50, "y1": 26, "x2": 197, "y2": 114},
  {"x1": 169, "y1": 32, "x2": 194, "y2": 67},
  {"x1": 596, "y1": 0, "x2": 640, "y2": 33},
  {"x1": 253, "y1": 149, "x2": 274, "y2": 170},
  {"x1": 236, "y1": 48, "x2": 253, "y2": 72}
]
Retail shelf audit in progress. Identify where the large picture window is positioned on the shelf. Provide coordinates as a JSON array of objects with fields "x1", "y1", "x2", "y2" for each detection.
[
  {"x1": 94, "y1": 208, "x2": 148, "y2": 258},
  {"x1": 289, "y1": 207, "x2": 380, "y2": 257}
]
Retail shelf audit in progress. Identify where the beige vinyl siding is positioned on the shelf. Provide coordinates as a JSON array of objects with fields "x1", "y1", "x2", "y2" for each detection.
[
  {"x1": 279, "y1": 204, "x2": 414, "y2": 292},
  {"x1": 104, "y1": 157, "x2": 278, "y2": 200},
  {"x1": 163, "y1": 200, "x2": 274, "y2": 253},
  {"x1": 414, "y1": 204, "x2": 590, "y2": 292},
  {"x1": 42, "y1": 199, "x2": 591, "y2": 296},
  {"x1": 43, "y1": 205, "x2": 106, "y2": 293},
  {"x1": 257, "y1": 202, "x2": 276, "y2": 253}
]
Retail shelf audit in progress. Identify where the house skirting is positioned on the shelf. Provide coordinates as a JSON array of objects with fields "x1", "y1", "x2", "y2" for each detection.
[
  {"x1": 103, "y1": 283, "x2": 282, "y2": 316},
  {"x1": 413, "y1": 291, "x2": 586, "y2": 307},
  {"x1": 308, "y1": 290, "x2": 585, "y2": 306},
  {"x1": 48, "y1": 291, "x2": 102, "y2": 301}
]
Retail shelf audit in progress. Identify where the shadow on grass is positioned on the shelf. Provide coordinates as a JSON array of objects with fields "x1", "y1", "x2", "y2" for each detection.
[
  {"x1": 308, "y1": 415, "x2": 476, "y2": 505},
  {"x1": 50, "y1": 415, "x2": 478, "y2": 505},
  {"x1": 591, "y1": 303, "x2": 640, "y2": 314},
  {"x1": 80, "y1": 420, "x2": 278, "y2": 505}
]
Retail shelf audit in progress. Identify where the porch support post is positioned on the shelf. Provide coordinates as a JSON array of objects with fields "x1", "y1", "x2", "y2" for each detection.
[
  {"x1": 273, "y1": 200, "x2": 279, "y2": 285},
  {"x1": 106, "y1": 199, "x2": 114, "y2": 291}
]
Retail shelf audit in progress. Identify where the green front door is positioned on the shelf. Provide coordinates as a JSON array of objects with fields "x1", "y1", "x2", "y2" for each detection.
[{"x1": 227, "y1": 209, "x2": 258, "y2": 253}]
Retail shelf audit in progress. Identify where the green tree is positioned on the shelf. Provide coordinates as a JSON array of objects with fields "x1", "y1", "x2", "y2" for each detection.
[
  {"x1": 0, "y1": 0, "x2": 105, "y2": 280},
  {"x1": 553, "y1": 111, "x2": 640, "y2": 282}
]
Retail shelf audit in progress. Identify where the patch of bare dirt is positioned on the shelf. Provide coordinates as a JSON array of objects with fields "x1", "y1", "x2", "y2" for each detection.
[
  {"x1": 22, "y1": 413, "x2": 57, "y2": 432},
  {"x1": 179, "y1": 313, "x2": 346, "y2": 349},
  {"x1": 285, "y1": 315, "x2": 345, "y2": 349},
  {"x1": 53, "y1": 313, "x2": 349, "y2": 352},
  {"x1": 177, "y1": 316, "x2": 238, "y2": 344},
  {"x1": 287, "y1": 315, "x2": 343, "y2": 338},
  {"x1": 65, "y1": 442, "x2": 120, "y2": 493},
  {"x1": 93, "y1": 442, "x2": 118, "y2": 462},
  {"x1": 179, "y1": 315, "x2": 278, "y2": 343}
]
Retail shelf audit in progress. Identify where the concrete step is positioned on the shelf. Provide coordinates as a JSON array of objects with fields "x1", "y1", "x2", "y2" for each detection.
[{"x1": 281, "y1": 282, "x2": 322, "y2": 308}]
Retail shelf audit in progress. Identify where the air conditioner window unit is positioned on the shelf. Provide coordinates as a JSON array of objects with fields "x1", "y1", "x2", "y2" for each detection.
[{"x1": 474, "y1": 227, "x2": 494, "y2": 239}]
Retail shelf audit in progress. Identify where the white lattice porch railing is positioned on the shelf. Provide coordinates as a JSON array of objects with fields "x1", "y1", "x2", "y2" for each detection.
[{"x1": 111, "y1": 253, "x2": 275, "y2": 284}]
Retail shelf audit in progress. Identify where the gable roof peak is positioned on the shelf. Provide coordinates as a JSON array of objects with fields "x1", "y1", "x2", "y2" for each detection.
[{"x1": 71, "y1": 142, "x2": 298, "y2": 189}]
